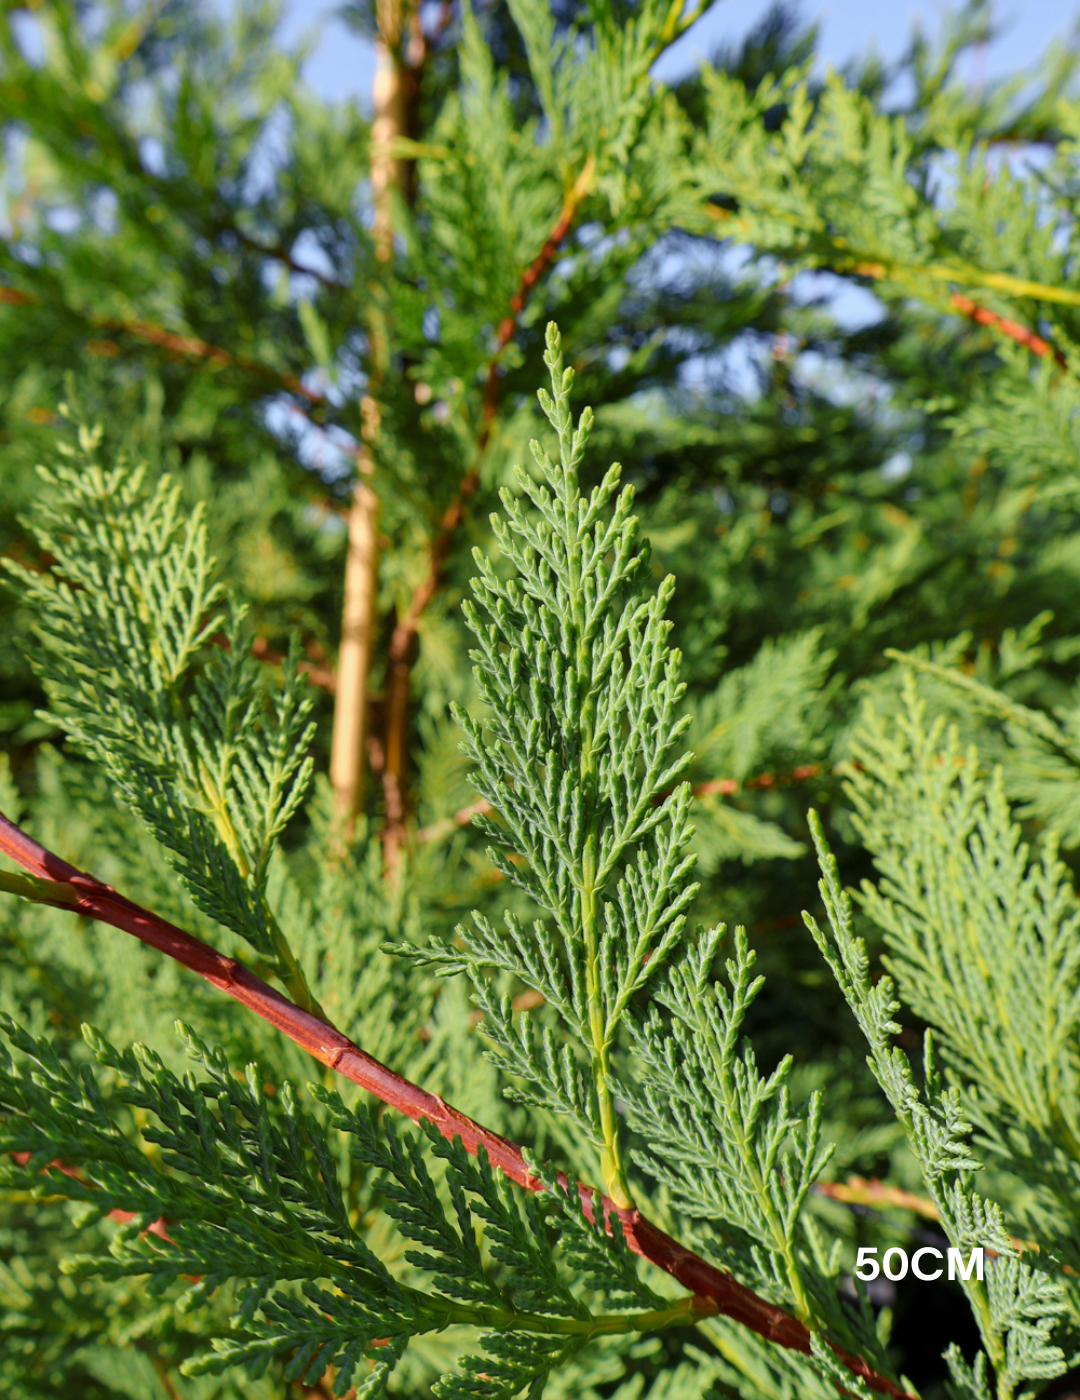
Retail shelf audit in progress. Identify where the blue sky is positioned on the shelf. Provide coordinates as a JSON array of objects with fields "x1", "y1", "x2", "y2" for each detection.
[{"x1": 279, "y1": 0, "x2": 1079, "y2": 105}]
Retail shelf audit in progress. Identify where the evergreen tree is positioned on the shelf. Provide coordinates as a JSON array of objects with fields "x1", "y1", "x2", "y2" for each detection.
[{"x1": 4, "y1": 1, "x2": 1080, "y2": 1396}]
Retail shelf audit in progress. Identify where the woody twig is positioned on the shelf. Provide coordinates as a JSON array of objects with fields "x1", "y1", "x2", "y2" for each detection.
[{"x1": 380, "y1": 157, "x2": 597, "y2": 868}]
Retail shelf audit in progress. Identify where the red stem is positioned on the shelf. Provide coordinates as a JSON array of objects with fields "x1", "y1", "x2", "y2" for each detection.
[
  {"x1": 482, "y1": 154, "x2": 596, "y2": 439},
  {"x1": 379, "y1": 156, "x2": 598, "y2": 864},
  {"x1": 0, "y1": 808, "x2": 912, "y2": 1399},
  {"x1": 949, "y1": 292, "x2": 1066, "y2": 365}
]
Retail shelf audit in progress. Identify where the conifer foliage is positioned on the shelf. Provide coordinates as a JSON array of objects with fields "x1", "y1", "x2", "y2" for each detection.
[
  {"x1": 5, "y1": 0, "x2": 1080, "y2": 1397},
  {"x1": 0, "y1": 328, "x2": 1078, "y2": 1400}
]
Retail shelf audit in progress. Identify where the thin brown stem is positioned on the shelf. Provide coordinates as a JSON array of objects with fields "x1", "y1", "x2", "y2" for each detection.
[
  {"x1": 252, "y1": 635, "x2": 337, "y2": 694},
  {"x1": 815, "y1": 1177, "x2": 939, "y2": 1220},
  {"x1": 948, "y1": 291, "x2": 1066, "y2": 365},
  {"x1": 484, "y1": 154, "x2": 596, "y2": 432},
  {"x1": 217, "y1": 221, "x2": 344, "y2": 291},
  {"x1": 0, "y1": 808, "x2": 912, "y2": 1400},
  {"x1": 149, "y1": 1352, "x2": 185, "y2": 1400},
  {"x1": 0, "y1": 285, "x2": 329, "y2": 406},
  {"x1": 703, "y1": 204, "x2": 1077, "y2": 368},
  {"x1": 207, "y1": 632, "x2": 337, "y2": 694},
  {"x1": 379, "y1": 156, "x2": 597, "y2": 868},
  {"x1": 815, "y1": 1178, "x2": 1056, "y2": 1272}
]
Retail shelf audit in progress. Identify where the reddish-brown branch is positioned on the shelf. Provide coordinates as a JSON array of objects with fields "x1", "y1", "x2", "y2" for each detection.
[
  {"x1": 206, "y1": 632, "x2": 337, "y2": 693},
  {"x1": 949, "y1": 292, "x2": 1066, "y2": 366},
  {"x1": 379, "y1": 157, "x2": 597, "y2": 868},
  {"x1": 1, "y1": 285, "x2": 328, "y2": 405},
  {"x1": 800, "y1": 258, "x2": 1073, "y2": 368},
  {"x1": 0, "y1": 808, "x2": 911, "y2": 1398},
  {"x1": 97, "y1": 317, "x2": 327, "y2": 403},
  {"x1": 745, "y1": 246, "x2": 1072, "y2": 369},
  {"x1": 151, "y1": 1356, "x2": 186, "y2": 1400},
  {"x1": 482, "y1": 154, "x2": 597, "y2": 440},
  {"x1": 250, "y1": 636, "x2": 337, "y2": 694}
]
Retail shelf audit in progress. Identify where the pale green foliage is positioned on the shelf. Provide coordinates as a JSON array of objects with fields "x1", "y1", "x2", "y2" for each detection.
[
  {"x1": 682, "y1": 630, "x2": 835, "y2": 868},
  {"x1": 687, "y1": 798, "x2": 805, "y2": 870},
  {"x1": 663, "y1": 19, "x2": 1080, "y2": 547},
  {"x1": 687, "y1": 631, "x2": 834, "y2": 786},
  {"x1": 684, "y1": 41, "x2": 1080, "y2": 323},
  {"x1": 848, "y1": 681, "x2": 1080, "y2": 1137},
  {"x1": 805, "y1": 810, "x2": 1069, "y2": 1394},
  {"x1": 389, "y1": 330, "x2": 937, "y2": 1396},
  {"x1": 881, "y1": 647, "x2": 1080, "y2": 849},
  {"x1": 400, "y1": 326, "x2": 698, "y2": 1189},
  {"x1": 404, "y1": 0, "x2": 712, "y2": 422},
  {"x1": 845, "y1": 676, "x2": 1080, "y2": 1315},
  {"x1": 959, "y1": 348, "x2": 1080, "y2": 505}
]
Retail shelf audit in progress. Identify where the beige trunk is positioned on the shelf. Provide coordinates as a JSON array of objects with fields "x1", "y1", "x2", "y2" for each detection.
[
  {"x1": 329, "y1": 0, "x2": 415, "y2": 826},
  {"x1": 329, "y1": 478, "x2": 380, "y2": 822}
]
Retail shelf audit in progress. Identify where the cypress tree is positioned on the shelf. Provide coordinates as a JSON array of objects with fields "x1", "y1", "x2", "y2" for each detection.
[{"x1": 3, "y1": 2, "x2": 1080, "y2": 1396}]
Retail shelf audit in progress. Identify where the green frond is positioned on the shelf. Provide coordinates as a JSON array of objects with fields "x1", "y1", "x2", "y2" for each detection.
[
  {"x1": 805, "y1": 813, "x2": 1070, "y2": 1389},
  {"x1": 3, "y1": 443, "x2": 318, "y2": 1011}
]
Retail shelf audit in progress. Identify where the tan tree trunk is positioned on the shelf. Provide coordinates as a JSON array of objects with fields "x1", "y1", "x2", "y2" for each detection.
[
  {"x1": 329, "y1": 475, "x2": 379, "y2": 824},
  {"x1": 330, "y1": 0, "x2": 419, "y2": 828},
  {"x1": 371, "y1": 0, "x2": 414, "y2": 261}
]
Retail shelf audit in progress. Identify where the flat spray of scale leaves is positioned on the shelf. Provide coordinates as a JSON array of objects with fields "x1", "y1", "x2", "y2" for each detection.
[{"x1": 407, "y1": 322, "x2": 699, "y2": 1212}]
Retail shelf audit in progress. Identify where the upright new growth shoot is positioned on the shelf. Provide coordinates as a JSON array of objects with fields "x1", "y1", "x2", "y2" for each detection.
[{"x1": 417, "y1": 324, "x2": 697, "y2": 1211}]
